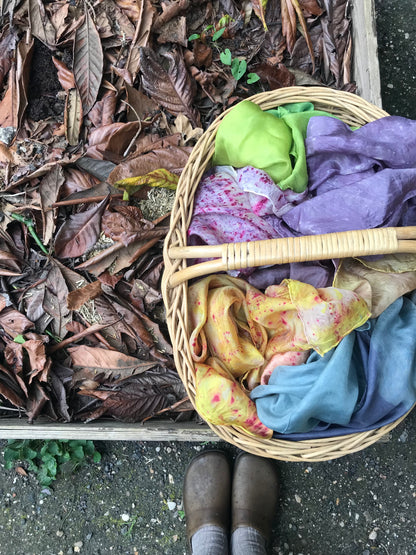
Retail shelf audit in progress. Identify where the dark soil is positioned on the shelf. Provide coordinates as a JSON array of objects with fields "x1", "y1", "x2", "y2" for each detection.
[{"x1": 27, "y1": 39, "x2": 65, "y2": 121}]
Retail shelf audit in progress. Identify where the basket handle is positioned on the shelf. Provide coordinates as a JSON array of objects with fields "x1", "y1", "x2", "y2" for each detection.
[{"x1": 167, "y1": 227, "x2": 416, "y2": 288}]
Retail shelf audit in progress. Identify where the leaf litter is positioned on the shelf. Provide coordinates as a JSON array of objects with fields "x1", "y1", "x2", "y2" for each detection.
[{"x1": 0, "y1": 0, "x2": 354, "y2": 425}]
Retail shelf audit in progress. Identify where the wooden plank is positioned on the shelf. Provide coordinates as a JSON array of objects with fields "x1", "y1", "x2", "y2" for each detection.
[
  {"x1": 0, "y1": 418, "x2": 219, "y2": 441},
  {"x1": 352, "y1": 0, "x2": 382, "y2": 107}
]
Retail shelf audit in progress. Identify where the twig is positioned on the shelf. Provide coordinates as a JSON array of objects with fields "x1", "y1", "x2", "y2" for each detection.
[
  {"x1": 141, "y1": 396, "x2": 191, "y2": 422},
  {"x1": 48, "y1": 322, "x2": 119, "y2": 353},
  {"x1": 52, "y1": 193, "x2": 125, "y2": 208},
  {"x1": 77, "y1": 316, "x2": 119, "y2": 350}
]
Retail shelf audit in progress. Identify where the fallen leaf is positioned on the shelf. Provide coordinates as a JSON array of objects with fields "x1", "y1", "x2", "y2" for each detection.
[
  {"x1": 139, "y1": 46, "x2": 200, "y2": 127},
  {"x1": 299, "y1": 0, "x2": 324, "y2": 16},
  {"x1": 281, "y1": 0, "x2": 297, "y2": 54},
  {"x1": 54, "y1": 196, "x2": 109, "y2": 259},
  {"x1": 0, "y1": 308, "x2": 34, "y2": 337},
  {"x1": 78, "y1": 382, "x2": 170, "y2": 422},
  {"x1": 52, "y1": 56, "x2": 75, "y2": 91},
  {"x1": 115, "y1": 0, "x2": 142, "y2": 22},
  {"x1": 88, "y1": 90, "x2": 118, "y2": 127},
  {"x1": 40, "y1": 164, "x2": 65, "y2": 245},
  {"x1": 67, "y1": 281, "x2": 103, "y2": 311},
  {"x1": 0, "y1": 38, "x2": 34, "y2": 131},
  {"x1": 28, "y1": 0, "x2": 56, "y2": 47},
  {"x1": 156, "y1": 15, "x2": 187, "y2": 47},
  {"x1": 73, "y1": 10, "x2": 104, "y2": 114},
  {"x1": 42, "y1": 263, "x2": 72, "y2": 340},
  {"x1": 108, "y1": 145, "x2": 191, "y2": 184},
  {"x1": 27, "y1": 381, "x2": 50, "y2": 423},
  {"x1": 63, "y1": 89, "x2": 82, "y2": 147},
  {"x1": 113, "y1": 168, "x2": 178, "y2": 199},
  {"x1": 252, "y1": 0, "x2": 269, "y2": 30},
  {"x1": 69, "y1": 345, "x2": 158, "y2": 381},
  {"x1": 22, "y1": 338, "x2": 52, "y2": 383},
  {"x1": 253, "y1": 62, "x2": 296, "y2": 89},
  {"x1": 16, "y1": 466, "x2": 28, "y2": 476},
  {"x1": 0, "y1": 27, "x2": 18, "y2": 90}
]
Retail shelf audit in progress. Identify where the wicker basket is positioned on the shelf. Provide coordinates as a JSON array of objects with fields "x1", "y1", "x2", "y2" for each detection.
[{"x1": 161, "y1": 86, "x2": 414, "y2": 462}]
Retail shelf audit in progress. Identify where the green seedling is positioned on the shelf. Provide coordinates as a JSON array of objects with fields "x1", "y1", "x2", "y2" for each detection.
[
  {"x1": 247, "y1": 73, "x2": 261, "y2": 84},
  {"x1": 219, "y1": 48, "x2": 232, "y2": 65},
  {"x1": 3, "y1": 439, "x2": 102, "y2": 486}
]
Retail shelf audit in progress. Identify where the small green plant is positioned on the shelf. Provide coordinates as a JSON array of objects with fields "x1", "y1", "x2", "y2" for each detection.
[
  {"x1": 3, "y1": 439, "x2": 101, "y2": 486},
  {"x1": 219, "y1": 48, "x2": 260, "y2": 83},
  {"x1": 189, "y1": 20, "x2": 260, "y2": 85}
]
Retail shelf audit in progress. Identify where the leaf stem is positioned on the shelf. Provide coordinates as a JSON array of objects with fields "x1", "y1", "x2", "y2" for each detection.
[{"x1": 10, "y1": 213, "x2": 49, "y2": 255}]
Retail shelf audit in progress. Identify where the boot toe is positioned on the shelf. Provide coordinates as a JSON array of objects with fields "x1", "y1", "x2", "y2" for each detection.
[{"x1": 183, "y1": 450, "x2": 232, "y2": 541}]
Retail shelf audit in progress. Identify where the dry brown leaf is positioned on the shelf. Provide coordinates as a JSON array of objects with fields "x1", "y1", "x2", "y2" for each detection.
[
  {"x1": 69, "y1": 345, "x2": 158, "y2": 381},
  {"x1": 115, "y1": 0, "x2": 142, "y2": 22},
  {"x1": 252, "y1": 0, "x2": 268, "y2": 30},
  {"x1": 39, "y1": 164, "x2": 65, "y2": 245},
  {"x1": 67, "y1": 281, "x2": 103, "y2": 311},
  {"x1": 125, "y1": 84, "x2": 158, "y2": 121},
  {"x1": 139, "y1": 46, "x2": 200, "y2": 127},
  {"x1": 15, "y1": 466, "x2": 28, "y2": 476},
  {"x1": 0, "y1": 308, "x2": 34, "y2": 337},
  {"x1": 299, "y1": 0, "x2": 324, "y2": 16},
  {"x1": 0, "y1": 27, "x2": 18, "y2": 91},
  {"x1": 61, "y1": 167, "x2": 99, "y2": 198},
  {"x1": 88, "y1": 90, "x2": 118, "y2": 127},
  {"x1": 22, "y1": 338, "x2": 52, "y2": 383},
  {"x1": 52, "y1": 56, "x2": 76, "y2": 90},
  {"x1": 73, "y1": 11, "x2": 104, "y2": 114},
  {"x1": 28, "y1": 0, "x2": 56, "y2": 47},
  {"x1": 156, "y1": 15, "x2": 187, "y2": 47},
  {"x1": 54, "y1": 196, "x2": 109, "y2": 259},
  {"x1": 64, "y1": 87, "x2": 83, "y2": 146},
  {"x1": 281, "y1": 0, "x2": 297, "y2": 54},
  {"x1": 78, "y1": 383, "x2": 170, "y2": 423},
  {"x1": 0, "y1": 38, "x2": 34, "y2": 130}
]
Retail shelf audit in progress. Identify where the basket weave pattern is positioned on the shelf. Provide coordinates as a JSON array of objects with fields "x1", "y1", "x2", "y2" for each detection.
[{"x1": 162, "y1": 86, "x2": 411, "y2": 462}]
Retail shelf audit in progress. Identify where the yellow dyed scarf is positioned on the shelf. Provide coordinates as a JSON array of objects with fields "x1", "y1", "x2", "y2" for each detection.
[{"x1": 188, "y1": 275, "x2": 370, "y2": 438}]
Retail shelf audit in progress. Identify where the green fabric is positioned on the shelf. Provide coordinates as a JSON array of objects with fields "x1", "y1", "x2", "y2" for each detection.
[{"x1": 212, "y1": 101, "x2": 338, "y2": 193}]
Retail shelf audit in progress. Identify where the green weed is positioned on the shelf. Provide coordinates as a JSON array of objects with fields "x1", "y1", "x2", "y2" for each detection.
[{"x1": 3, "y1": 439, "x2": 101, "y2": 486}]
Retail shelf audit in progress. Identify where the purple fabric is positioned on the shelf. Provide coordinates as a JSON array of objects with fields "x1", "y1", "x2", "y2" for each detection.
[{"x1": 283, "y1": 116, "x2": 416, "y2": 234}]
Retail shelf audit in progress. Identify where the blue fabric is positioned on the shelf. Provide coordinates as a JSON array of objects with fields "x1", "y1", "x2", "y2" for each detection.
[{"x1": 250, "y1": 294, "x2": 416, "y2": 437}]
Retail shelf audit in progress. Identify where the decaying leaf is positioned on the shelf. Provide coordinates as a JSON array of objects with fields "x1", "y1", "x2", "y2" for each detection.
[
  {"x1": 54, "y1": 196, "x2": 109, "y2": 259},
  {"x1": 52, "y1": 57, "x2": 76, "y2": 90},
  {"x1": 78, "y1": 382, "x2": 171, "y2": 422},
  {"x1": 69, "y1": 345, "x2": 158, "y2": 381},
  {"x1": 252, "y1": 0, "x2": 269, "y2": 31},
  {"x1": 64, "y1": 87, "x2": 83, "y2": 146},
  {"x1": 113, "y1": 168, "x2": 179, "y2": 200},
  {"x1": 28, "y1": 0, "x2": 56, "y2": 47},
  {"x1": 39, "y1": 164, "x2": 65, "y2": 245},
  {"x1": 67, "y1": 281, "x2": 103, "y2": 311},
  {"x1": 73, "y1": 10, "x2": 104, "y2": 114},
  {"x1": 140, "y1": 46, "x2": 200, "y2": 127}
]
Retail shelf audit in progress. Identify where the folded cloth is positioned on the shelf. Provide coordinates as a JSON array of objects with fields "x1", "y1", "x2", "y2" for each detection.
[
  {"x1": 212, "y1": 101, "x2": 337, "y2": 192},
  {"x1": 283, "y1": 115, "x2": 416, "y2": 234},
  {"x1": 333, "y1": 254, "x2": 416, "y2": 318},
  {"x1": 251, "y1": 294, "x2": 416, "y2": 435},
  {"x1": 188, "y1": 165, "x2": 306, "y2": 247}
]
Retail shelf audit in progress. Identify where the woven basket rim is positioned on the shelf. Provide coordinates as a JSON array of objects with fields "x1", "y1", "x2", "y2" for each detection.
[{"x1": 162, "y1": 86, "x2": 413, "y2": 462}]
